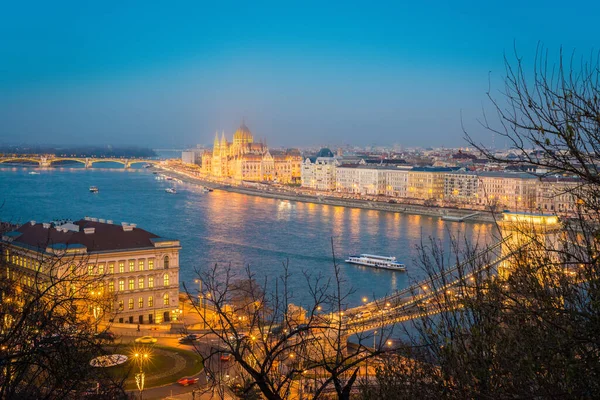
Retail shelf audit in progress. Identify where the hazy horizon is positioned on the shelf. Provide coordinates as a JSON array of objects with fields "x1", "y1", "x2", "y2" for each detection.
[{"x1": 1, "y1": 1, "x2": 597, "y2": 149}]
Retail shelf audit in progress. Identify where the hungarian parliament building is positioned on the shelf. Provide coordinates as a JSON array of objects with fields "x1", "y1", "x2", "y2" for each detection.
[{"x1": 200, "y1": 123, "x2": 302, "y2": 183}]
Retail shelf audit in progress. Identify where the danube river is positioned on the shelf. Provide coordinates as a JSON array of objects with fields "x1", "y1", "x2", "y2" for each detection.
[{"x1": 0, "y1": 165, "x2": 496, "y2": 307}]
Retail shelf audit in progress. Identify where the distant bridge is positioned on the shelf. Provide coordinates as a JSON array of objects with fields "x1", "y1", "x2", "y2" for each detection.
[{"x1": 0, "y1": 155, "x2": 158, "y2": 169}]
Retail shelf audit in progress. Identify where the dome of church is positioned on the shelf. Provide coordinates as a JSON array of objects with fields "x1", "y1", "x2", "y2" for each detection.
[{"x1": 233, "y1": 123, "x2": 253, "y2": 143}]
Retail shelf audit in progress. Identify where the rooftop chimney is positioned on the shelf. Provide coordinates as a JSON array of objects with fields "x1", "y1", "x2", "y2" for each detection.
[
  {"x1": 30, "y1": 221, "x2": 36, "y2": 226},
  {"x1": 42, "y1": 223, "x2": 50, "y2": 229},
  {"x1": 84, "y1": 227, "x2": 95, "y2": 234}
]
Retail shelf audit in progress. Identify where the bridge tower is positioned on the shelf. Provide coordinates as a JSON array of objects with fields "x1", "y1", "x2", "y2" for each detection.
[
  {"x1": 124, "y1": 161, "x2": 131, "y2": 169},
  {"x1": 498, "y1": 212, "x2": 561, "y2": 278},
  {"x1": 85, "y1": 157, "x2": 92, "y2": 169}
]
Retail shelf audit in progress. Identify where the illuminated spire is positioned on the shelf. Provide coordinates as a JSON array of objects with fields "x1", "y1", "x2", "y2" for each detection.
[{"x1": 213, "y1": 131, "x2": 220, "y2": 149}]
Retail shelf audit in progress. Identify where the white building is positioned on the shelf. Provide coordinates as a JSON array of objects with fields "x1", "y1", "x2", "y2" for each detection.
[{"x1": 301, "y1": 148, "x2": 339, "y2": 191}]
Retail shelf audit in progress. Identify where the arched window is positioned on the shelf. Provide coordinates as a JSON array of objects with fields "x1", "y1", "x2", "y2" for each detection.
[
  {"x1": 163, "y1": 273, "x2": 169, "y2": 287},
  {"x1": 163, "y1": 256, "x2": 169, "y2": 269},
  {"x1": 163, "y1": 293, "x2": 169, "y2": 306}
]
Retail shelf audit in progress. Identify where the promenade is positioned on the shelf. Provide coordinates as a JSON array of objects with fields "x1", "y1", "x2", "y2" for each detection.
[{"x1": 157, "y1": 162, "x2": 497, "y2": 224}]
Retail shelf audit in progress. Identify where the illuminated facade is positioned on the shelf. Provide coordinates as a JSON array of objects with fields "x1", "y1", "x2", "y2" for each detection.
[
  {"x1": 1, "y1": 218, "x2": 181, "y2": 325},
  {"x1": 201, "y1": 123, "x2": 302, "y2": 183}
]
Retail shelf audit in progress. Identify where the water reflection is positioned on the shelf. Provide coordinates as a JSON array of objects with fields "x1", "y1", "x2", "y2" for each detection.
[{"x1": 0, "y1": 167, "x2": 496, "y2": 307}]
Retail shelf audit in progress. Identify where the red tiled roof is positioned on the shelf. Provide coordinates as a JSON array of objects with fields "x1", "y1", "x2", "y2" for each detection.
[{"x1": 9, "y1": 219, "x2": 167, "y2": 253}]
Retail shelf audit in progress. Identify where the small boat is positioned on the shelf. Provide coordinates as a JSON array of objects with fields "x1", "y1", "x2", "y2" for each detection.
[
  {"x1": 345, "y1": 254, "x2": 406, "y2": 272},
  {"x1": 89, "y1": 186, "x2": 99, "y2": 193},
  {"x1": 165, "y1": 176, "x2": 174, "y2": 181},
  {"x1": 28, "y1": 171, "x2": 40, "y2": 175},
  {"x1": 144, "y1": 164, "x2": 152, "y2": 168},
  {"x1": 165, "y1": 188, "x2": 177, "y2": 194}
]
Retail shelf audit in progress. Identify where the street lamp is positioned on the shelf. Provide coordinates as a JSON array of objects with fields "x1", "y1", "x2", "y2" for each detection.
[
  {"x1": 194, "y1": 279, "x2": 206, "y2": 328},
  {"x1": 133, "y1": 351, "x2": 150, "y2": 399}
]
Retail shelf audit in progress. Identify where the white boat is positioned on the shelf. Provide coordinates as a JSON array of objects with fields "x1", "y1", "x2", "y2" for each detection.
[
  {"x1": 165, "y1": 188, "x2": 177, "y2": 194},
  {"x1": 89, "y1": 186, "x2": 99, "y2": 193},
  {"x1": 28, "y1": 171, "x2": 40, "y2": 175},
  {"x1": 345, "y1": 254, "x2": 406, "y2": 272}
]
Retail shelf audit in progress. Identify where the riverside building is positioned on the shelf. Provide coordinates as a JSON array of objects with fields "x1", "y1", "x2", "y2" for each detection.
[{"x1": 1, "y1": 218, "x2": 181, "y2": 325}]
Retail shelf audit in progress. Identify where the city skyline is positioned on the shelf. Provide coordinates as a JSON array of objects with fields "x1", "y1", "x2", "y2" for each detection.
[{"x1": 1, "y1": 1, "x2": 598, "y2": 148}]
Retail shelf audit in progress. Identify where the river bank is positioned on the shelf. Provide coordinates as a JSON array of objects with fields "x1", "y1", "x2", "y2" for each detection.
[{"x1": 156, "y1": 165, "x2": 498, "y2": 224}]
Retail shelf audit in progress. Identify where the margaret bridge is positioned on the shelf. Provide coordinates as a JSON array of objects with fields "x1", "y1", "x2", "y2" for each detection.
[{"x1": 0, "y1": 154, "x2": 157, "y2": 169}]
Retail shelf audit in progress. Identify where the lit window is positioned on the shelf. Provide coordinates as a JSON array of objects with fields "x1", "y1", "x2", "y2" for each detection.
[
  {"x1": 138, "y1": 277, "x2": 144, "y2": 289},
  {"x1": 163, "y1": 273, "x2": 169, "y2": 287},
  {"x1": 109, "y1": 263, "x2": 114, "y2": 274},
  {"x1": 138, "y1": 259, "x2": 145, "y2": 271},
  {"x1": 119, "y1": 261, "x2": 124, "y2": 273},
  {"x1": 148, "y1": 296, "x2": 153, "y2": 307},
  {"x1": 118, "y1": 279, "x2": 124, "y2": 291},
  {"x1": 129, "y1": 260, "x2": 135, "y2": 272},
  {"x1": 148, "y1": 259, "x2": 154, "y2": 270},
  {"x1": 163, "y1": 293, "x2": 169, "y2": 306},
  {"x1": 98, "y1": 264, "x2": 105, "y2": 275},
  {"x1": 108, "y1": 281, "x2": 114, "y2": 292},
  {"x1": 129, "y1": 278, "x2": 134, "y2": 290},
  {"x1": 88, "y1": 265, "x2": 94, "y2": 275},
  {"x1": 148, "y1": 277, "x2": 154, "y2": 288},
  {"x1": 164, "y1": 256, "x2": 169, "y2": 269},
  {"x1": 118, "y1": 300, "x2": 124, "y2": 311},
  {"x1": 128, "y1": 299, "x2": 134, "y2": 310},
  {"x1": 139, "y1": 297, "x2": 143, "y2": 308}
]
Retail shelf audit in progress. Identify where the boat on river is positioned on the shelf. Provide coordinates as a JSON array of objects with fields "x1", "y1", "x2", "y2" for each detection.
[
  {"x1": 89, "y1": 186, "x2": 99, "y2": 193},
  {"x1": 165, "y1": 188, "x2": 177, "y2": 194},
  {"x1": 28, "y1": 171, "x2": 40, "y2": 175},
  {"x1": 345, "y1": 254, "x2": 406, "y2": 271}
]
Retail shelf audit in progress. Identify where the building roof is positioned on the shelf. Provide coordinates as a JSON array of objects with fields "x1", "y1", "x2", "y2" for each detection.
[
  {"x1": 2, "y1": 218, "x2": 178, "y2": 254},
  {"x1": 316, "y1": 148, "x2": 334, "y2": 158}
]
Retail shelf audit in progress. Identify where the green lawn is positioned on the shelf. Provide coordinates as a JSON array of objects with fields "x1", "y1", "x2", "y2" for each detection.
[{"x1": 103, "y1": 344, "x2": 203, "y2": 390}]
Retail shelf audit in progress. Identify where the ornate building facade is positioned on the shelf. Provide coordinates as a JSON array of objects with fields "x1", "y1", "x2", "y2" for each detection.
[{"x1": 201, "y1": 123, "x2": 302, "y2": 183}]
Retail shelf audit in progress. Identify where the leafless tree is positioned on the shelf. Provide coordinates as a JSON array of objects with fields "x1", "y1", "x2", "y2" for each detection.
[
  {"x1": 183, "y1": 243, "x2": 395, "y2": 400},
  {"x1": 0, "y1": 232, "x2": 127, "y2": 399}
]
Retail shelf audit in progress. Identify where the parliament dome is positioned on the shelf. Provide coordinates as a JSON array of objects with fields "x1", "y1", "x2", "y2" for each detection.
[{"x1": 233, "y1": 123, "x2": 254, "y2": 144}]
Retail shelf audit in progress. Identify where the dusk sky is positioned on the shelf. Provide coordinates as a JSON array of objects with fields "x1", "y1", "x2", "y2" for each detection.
[{"x1": 0, "y1": 1, "x2": 597, "y2": 149}]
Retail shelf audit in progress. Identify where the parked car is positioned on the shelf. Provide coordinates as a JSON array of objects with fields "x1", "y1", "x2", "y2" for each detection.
[
  {"x1": 178, "y1": 334, "x2": 199, "y2": 344},
  {"x1": 94, "y1": 331, "x2": 116, "y2": 342},
  {"x1": 220, "y1": 352, "x2": 232, "y2": 362},
  {"x1": 134, "y1": 336, "x2": 157, "y2": 344},
  {"x1": 177, "y1": 377, "x2": 199, "y2": 386}
]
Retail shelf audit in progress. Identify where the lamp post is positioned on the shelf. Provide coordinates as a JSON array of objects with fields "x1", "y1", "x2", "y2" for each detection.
[
  {"x1": 194, "y1": 279, "x2": 206, "y2": 329},
  {"x1": 133, "y1": 351, "x2": 149, "y2": 400}
]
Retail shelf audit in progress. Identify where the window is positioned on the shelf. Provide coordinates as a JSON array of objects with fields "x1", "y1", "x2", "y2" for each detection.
[
  {"x1": 128, "y1": 278, "x2": 134, "y2": 290},
  {"x1": 148, "y1": 277, "x2": 154, "y2": 288},
  {"x1": 128, "y1": 298, "x2": 134, "y2": 310},
  {"x1": 129, "y1": 260, "x2": 135, "y2": 272},
  {"x1": 108, "y1": 281, "x2": 114, "y2": 292},
  {"x1": 118, "y1": 279, "x2": 124, "y2": 291},
  {"x1": 148, "y1": 296, "x2": 153, "y2": 307},
  {"x1": 163, "y1": 273, "x2": 169, "y2": 287},
  {"x1": 98, "y1": 264, "x2": 105, "y2": 275},
  {"x1": 138, "y1": 259, "x2": 145, "y2": 271},
  {"x1": 109, "y1": 263, "x2": 114, "y2": 274},
  {"x1": 138, "y1": 277, "x2": 144, "y2": 289},
  {"x1": 88, "y1": 265, "x2": 94, "y2": 275},
  {"x1": 118, "y1": 300, "x2": 124, "y2": 311},
  {"x1": 148, "y1": 259, "x2": 154, "y2": 270},
  {"x1": 163, "y1": 256, "x2": 169, "y2": 269},
  {"x1": 119, "y1": 261, "x2": 125, "y2": 273},
  {"x1": 163, "y1": 293, "x2": 169, "y2": 306},
  {"x1": 139, "y1": 297, "x2": 143, "y2": 308}
]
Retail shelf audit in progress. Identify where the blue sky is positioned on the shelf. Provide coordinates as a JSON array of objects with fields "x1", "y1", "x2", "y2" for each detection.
[{"x1": 0, "y1": 1, "x2": 597, "y2": 148}]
